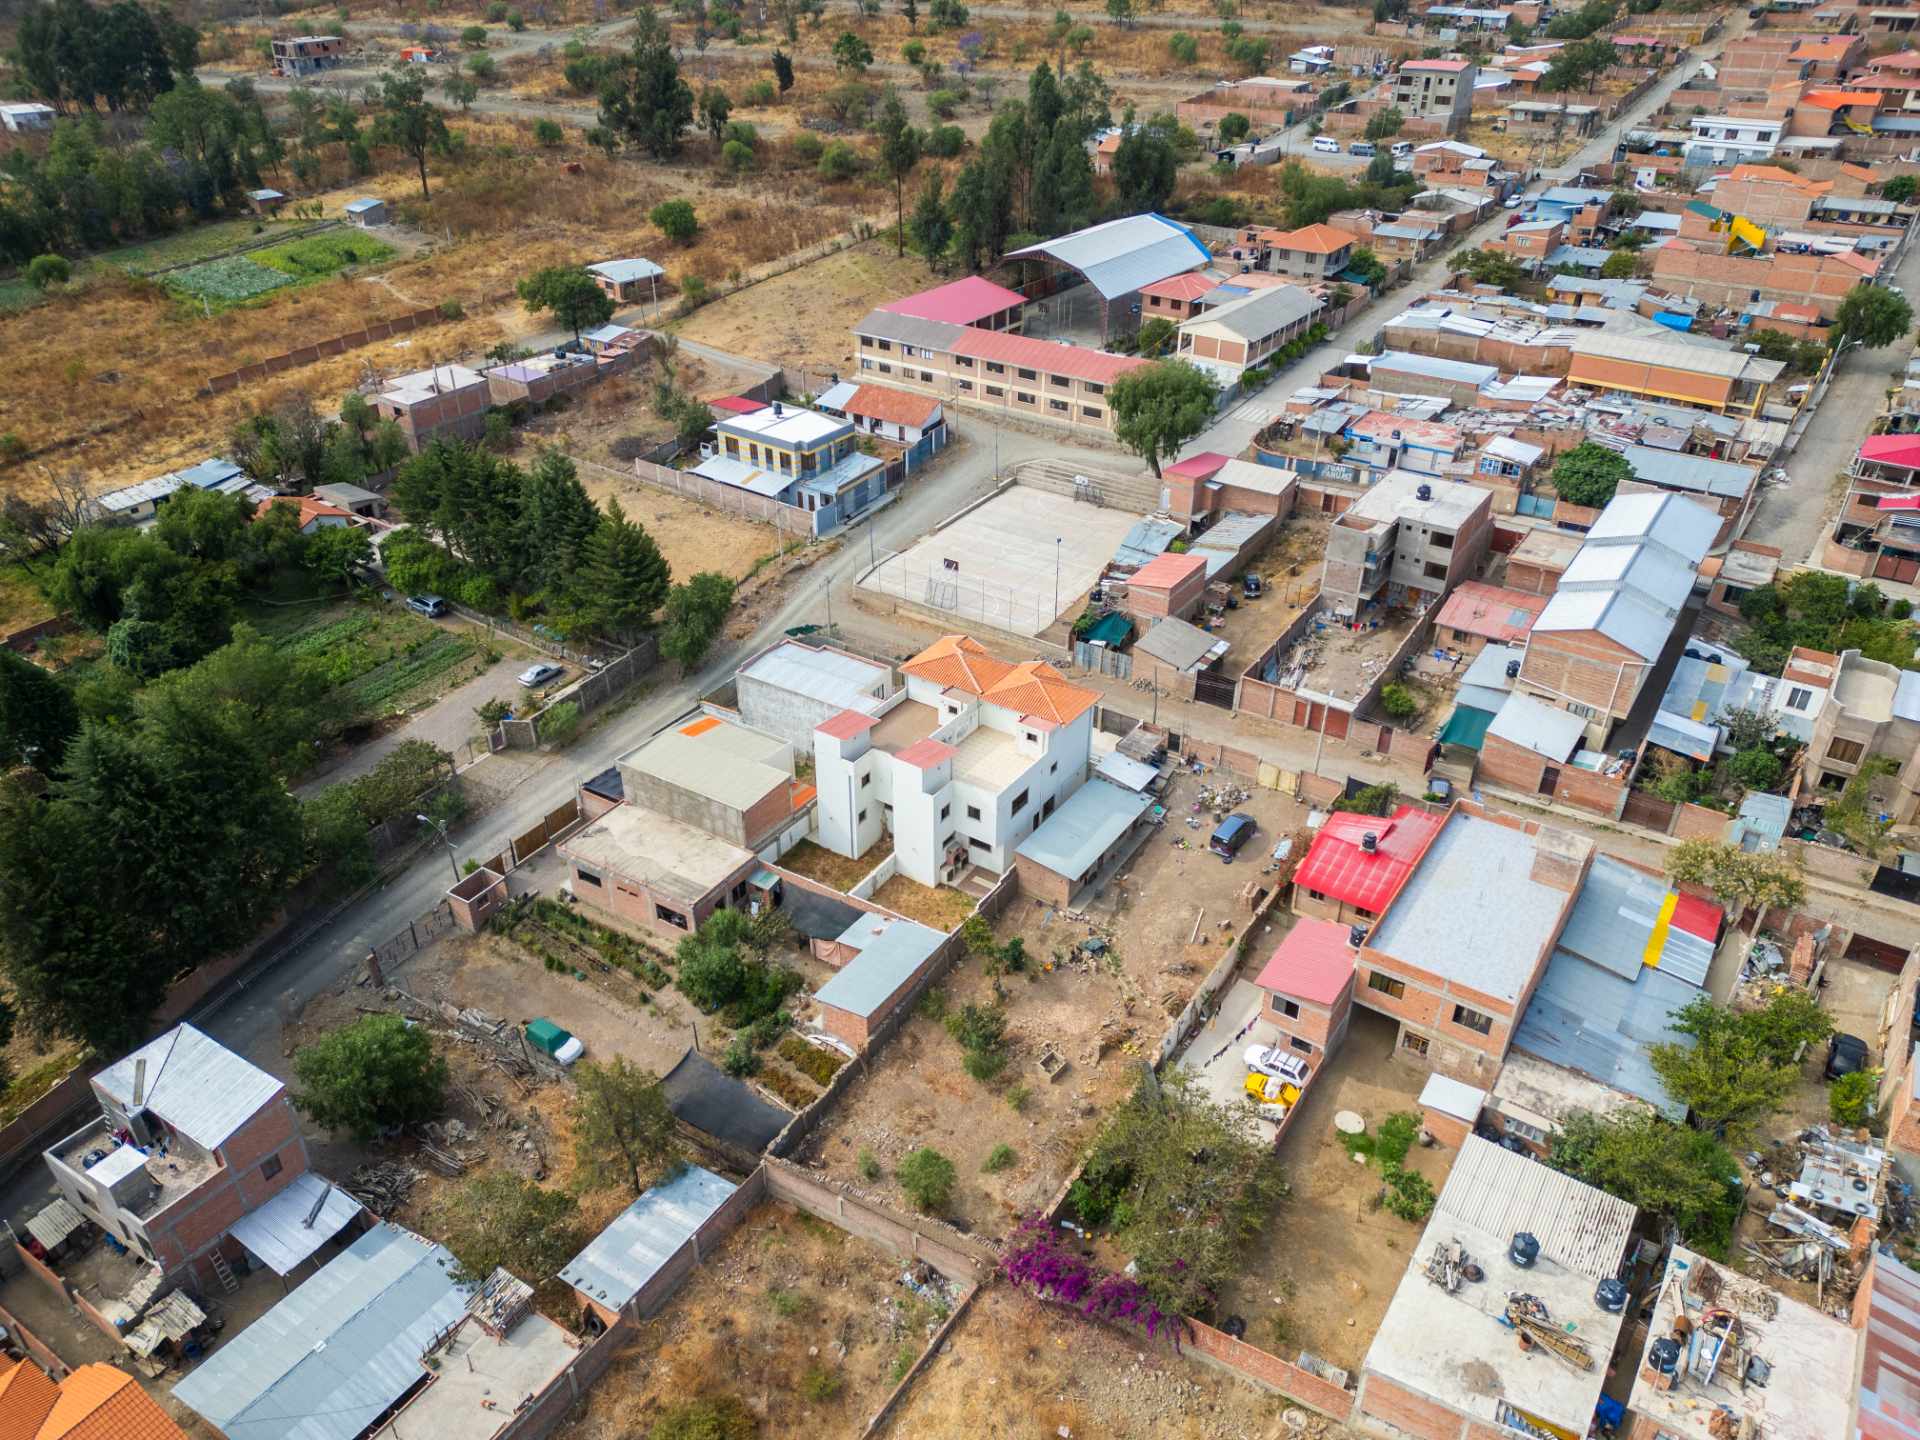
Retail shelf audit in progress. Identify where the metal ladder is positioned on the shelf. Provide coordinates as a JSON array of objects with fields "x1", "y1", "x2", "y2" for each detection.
[{"x1": 208, "y1": 1249, "x2": 238, "y2": 1295}]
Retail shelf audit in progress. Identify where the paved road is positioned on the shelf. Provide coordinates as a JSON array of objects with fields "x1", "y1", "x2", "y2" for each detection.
[
  {"x1": 1747, "y1": 245, "x2": 1920, "y2": 568},
  {"x1": 1179, "y1": 34, "x2": 1746, "y2": 461}
]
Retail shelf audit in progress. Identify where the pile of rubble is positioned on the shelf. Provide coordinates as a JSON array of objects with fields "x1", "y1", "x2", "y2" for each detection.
[{"x1": 1742, "y1": 1125, "x2": 1899, "y2": 1314}]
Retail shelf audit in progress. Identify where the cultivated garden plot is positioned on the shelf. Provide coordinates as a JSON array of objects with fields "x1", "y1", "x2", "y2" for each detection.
[{"x1": 255, "y1": 598, "x2": 493, "y2": 717}]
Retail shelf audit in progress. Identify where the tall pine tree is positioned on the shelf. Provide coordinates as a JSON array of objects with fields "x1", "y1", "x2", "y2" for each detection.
[{"x1": 579, "y1": 499, "x2": 671, "y2": 643}]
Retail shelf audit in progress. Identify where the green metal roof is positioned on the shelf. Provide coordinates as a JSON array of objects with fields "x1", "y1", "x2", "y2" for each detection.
[{"x1": 1436, "y1": 703, "x2": 1497, "y2": 752}]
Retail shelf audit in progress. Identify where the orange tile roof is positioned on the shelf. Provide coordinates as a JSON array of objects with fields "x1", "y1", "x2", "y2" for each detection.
[
  {"x1": 902, "y1": 636, "x2": 1097, "y2": 726},
  {"x1": 1790, "y1": 36, "x2": 1855, "y2": 59},
  {"x1": 845, "y1": 383, "x2": 940, "y2": 429},
  {"x1": 1725, "y1": 162, "x2": 1830, "y2": 192},
  {"x1": 1871, "y1": 49, "x2": 1920, "y2": 70},
  {"x1": 260, "y1": 495, "x2": 356, "y2": 530},
  {"x1": 41, "y1": 1366, "x2": 184, "y2": 1440},
  {"x1": 0, "y1": 1365, "x2": 183, "y2": 1440},
  {"x1": 0, "y1": 1363, "x2": 59, "y2": 1440},
  {"x1": 1261, "y1": 223, "x2": 1360, "y2": 255},
  {"x1": 1138, "y1": 272, "x2": 1223, "y2": 302},
  {"x1": 1127, "y1": 551, "x2": 1206, "y2": 591},
  {"x1": 1842, "y1": 162, "x2": 1878, "y2": 183},
  {"x1": 1798, "y1": 88, "x2": 1880, "y2": 109}
]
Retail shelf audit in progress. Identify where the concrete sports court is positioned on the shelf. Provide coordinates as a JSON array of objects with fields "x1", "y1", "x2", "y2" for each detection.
[{"x1": 858, "y1": 486, "x2": 1142, "y2": 637}]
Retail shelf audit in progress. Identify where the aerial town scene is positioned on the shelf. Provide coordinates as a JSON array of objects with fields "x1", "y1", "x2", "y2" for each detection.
[{"x1": 2, "y1": 0, "x2": 1920, "y2": 1435}]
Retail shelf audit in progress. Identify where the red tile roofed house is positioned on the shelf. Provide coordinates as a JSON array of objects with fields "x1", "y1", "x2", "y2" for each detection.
[
  {"x1": 1434, "y1": 581, "x2": 1549, "y2": 655},
  {"x1": 1241, "y1": 223, "x2": 1358, "y2": 282},
  {"x1": 1253, "y1": 918, "x2": 1359, "y2": 1061},
  {"x1": 841, "y1": 383, "x2": 945, "y2": 446},
  {"x1": 1138, "y1": 271, "x2": 1222, "y2": 321},
  {"x1": 0, "y1": 1362, "x2": 188, "y2": 1440},
  {"x1": 879, "y1": 275, "x2": 1027, "y2": 331},
  {"x1": 1292, "y1": 804, "x2": 1446, "y2": 927},
  {"x1": 1093, "y1": 131, "x2": 1123, "y2": 175},
  {"x1": 1789, "y1": 32, "x2": 1866, "y2": 75},
  {"x1": 258, "y1": 495, "x2": 357, "y2": 536},
  {"x1": 812, "y1": 634, "x2": 1101, "y2": 885},
  {"x1": 1121, "y1": 551, "x2": 1208, "y2": 624}
]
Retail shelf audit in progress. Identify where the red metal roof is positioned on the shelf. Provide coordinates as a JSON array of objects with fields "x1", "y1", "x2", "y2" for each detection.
[
  {"x1": 1861, "y1": 434, "x2": 1920, "y2": 470},
  {"x1": 1127, "y1": 551, "x2": 1205, "y2": 591},
  {"x1": 1292, "y1": 806, "x2": 1445, "y2": 916},
  {"x1": 1434, "y1": 581, "x2": 1548, "y2": 644},
  {"x1": 1880, "y1": 494, "x2": 1920, "y2": 512},
  {"x1": 1668, "y1": 892, "x2": 1722, "y2": 944},
  {"x1": 879, "y1": 275, "x2": 1028, "y2": 326},
  {"x1": 1860, "y1": 1251, "x2": 1920, "y2": 1440},
  {"x1": 947, "y1": 328, "x2": 1151, "y2": 386},
  {"x1": 816, "y1": 710, "x2": 878, "y2": 741},
  {"x1": 1164, "y1": 451, "x2": 1232, "y2": 481},
  {"x1": 708, "y1": 395, "x2": 766, "y2": 415},
  {"x1": 1254, "y1": 918, "x2": 1357, "y2": 1005},
  {"x1": 893, "y1": 738, "x2": 956, "y2": 769}
]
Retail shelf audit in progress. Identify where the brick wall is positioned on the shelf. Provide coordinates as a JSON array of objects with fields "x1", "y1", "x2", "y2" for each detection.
[
  {"x1": 1357, "y1": 1371, "x2": 1468, "y2": 1440},
  {"x1": 762, "y1": 1157, "x2": 997, "y2": 1284},
  {"x1": 1421, "y1": 1105, "x2": 1474, "y2": 1149},
  {"x1": 1011, "y1": 853, "x2": 1071, "y2": 909},
  {"x1": 0, "y1": 1299, "x2": 70, "y2": 1378},
  {"x1": 1671, "y1": 801, "x2": 1731, "y2": 842},
  {"x1": 1182, "y1": 1318, "x2": 1357, "y2": 1421}
]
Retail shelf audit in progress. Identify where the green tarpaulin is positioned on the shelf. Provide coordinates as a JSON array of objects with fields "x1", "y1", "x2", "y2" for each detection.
[
  {"x1": 1436, "y1": 704, "x2": 1497, "y2": 752},
  {"x1": 1085, "y1": 612, "x2": 1134, "y2": 648}
]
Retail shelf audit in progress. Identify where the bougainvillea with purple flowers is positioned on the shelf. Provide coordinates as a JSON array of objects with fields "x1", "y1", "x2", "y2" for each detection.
[{"x1": 1002, "y1": 1216, "x2": 1191, "y2": 1346}]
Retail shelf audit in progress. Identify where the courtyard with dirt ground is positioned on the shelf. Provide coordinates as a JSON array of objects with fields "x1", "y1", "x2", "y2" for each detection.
[
  {"x1": 554, "y1": 1201, "x2": 952, "y2": 1440},
  {"x1": 798, "y1": 773, "x2": 1310, "y2": 1237},
  {"x1": 891, "y1": 1283, "x2": 1294, "y2": 1440},
  {"x1": 1205, "y1": 1004, "x2": 1455, "y2": 1378}
]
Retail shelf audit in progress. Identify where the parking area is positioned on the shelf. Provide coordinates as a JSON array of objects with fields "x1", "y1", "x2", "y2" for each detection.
[
  {"x1": 1176, "y1": 975, "x2": 1299, "y2": 1146},
  {"x1": 859, "y1": 487, "x2": 1142, "y2": 637},
  {"x1": 1211, "y1": 1004, "x2": 1454, "y2": 1376}
]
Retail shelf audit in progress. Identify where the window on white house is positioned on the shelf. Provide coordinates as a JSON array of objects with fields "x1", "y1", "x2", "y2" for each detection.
[{"x1": 1787, "y1": 687, "x2": 1812, "y2": 712}]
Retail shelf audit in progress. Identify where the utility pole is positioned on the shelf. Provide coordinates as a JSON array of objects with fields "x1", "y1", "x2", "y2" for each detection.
[{"x1": 416, "y1": 814, "x2": 461, "y2": 884}]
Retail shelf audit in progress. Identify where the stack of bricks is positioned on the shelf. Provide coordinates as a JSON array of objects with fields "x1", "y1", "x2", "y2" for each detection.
[{"x1": 1790, "y1": 933, "x2": 1818, "y2": 985}]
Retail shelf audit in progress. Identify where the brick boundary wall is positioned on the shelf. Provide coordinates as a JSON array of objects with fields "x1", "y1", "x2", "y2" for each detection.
[
  {"x1": 0, "y1": 1298, "x2": 70, "y2": 1378},
  {"x1": 761, "y1": 1157, "x2": 997, "y2": 1286},
  {"x1": 1183, "y1": 1318, "x2": 1357, "y2": 1421}
]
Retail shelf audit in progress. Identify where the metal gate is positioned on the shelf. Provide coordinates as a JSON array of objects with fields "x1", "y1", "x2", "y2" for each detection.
[
  {"x1": 1194, "y1": 669, "x2": 1237, "y2": 708},
  {"x1": 1622, "y1": 789, "x2": 1678, "y2": 833}
]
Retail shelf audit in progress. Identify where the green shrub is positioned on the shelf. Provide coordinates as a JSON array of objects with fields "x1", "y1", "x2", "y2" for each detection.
[
  {"x1": 777, "y1": 1033, "x2": 844, "y2": 1084},
  {"x1": 538, "y1": 700, "x2": 582, "y2": 746},
  {"x1": 1379, "y1": 683, "x2": 1419, "y2": 722},
  {"x1": 789, "y1": 130, "x2": 825, "y2": 163},
  {"x1": 817, "y1": 140, "x2": 860, "y2": 181},
  {"x1": 858, "y1": 1147, "x2": 882, "y2": 1180},
  {"x1": 897, "y1": 1147, "x2": 956, "y2": 1211},
  {"x1": 648, "y1": 1396, "x2": 758, "y2": 1440},
  {"x1": 743, "y1": 78, "x2": 776, "y2": 105},
  {"x1": 533, "y1": 118, "x2": 564, "y2": 146},
  {"x1": 981, "y1": 1143, "x2": 1015, "y2": 1172},
  {"x1": 25, "y1": 254, "x2": 71, "y2": 290},
  {"x1": 1831, "y1": 1068, "x2": 1879, "y2": 1127},
  {"x1": 1382, "y1": 1166, "x2": 1435, "y2": 1222},
  {"x1": 650, "y1": 199, "x2": 700, "y2": 244},
  {"x1": 889, "y1": 1342, "x2": 917, "y2": 1383},
  {"x1": 1004, "y1": 1083, "x2": 1030, "y2": 1112},
  {"x1": 962, "y1": 1047, "x2": 1006, "y2": 1082},
  {"x1": 800, "y1": 1366, "x2": 842, "y2": 1402},
  {"x1": 923, "y1": 124, "x2": 965, "y2": 157},
  {"x1": 721, "y1": 1035, "x2": 760, "y2": 1076}
]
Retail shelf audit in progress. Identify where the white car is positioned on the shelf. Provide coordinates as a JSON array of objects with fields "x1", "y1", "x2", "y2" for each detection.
[
  {"x1": 517, "y1": 661, "x2": 564, "y2": 688},
  {"x1": 1312, "y1": 135, "x2": 1340, "y2": 154},
  {"x1": 1244, "y1": 1045, "x2": 1310, "y2": 1085},
  {"x1": 1504, "y1": 194, "x2": 1527, "y2": 209},
  {"x1": 553, "y1": 1033, "x2": 585, "y2": 1065}
]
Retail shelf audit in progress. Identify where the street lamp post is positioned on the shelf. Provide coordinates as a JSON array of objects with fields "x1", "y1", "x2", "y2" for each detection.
[
  {"x1": 417, "y1": 813, "x2": 461, "y2": 885},
  {"x1": 1054, "y1": 537, "x2": 1063, "y2": 624}
]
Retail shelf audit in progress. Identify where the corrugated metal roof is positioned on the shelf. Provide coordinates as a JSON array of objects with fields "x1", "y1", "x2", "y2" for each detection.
[
  {"x1": 558, "y1": 1165, "x2": 738, "y2": 1309},
  {"x1": 1733, "y1": 790, "x2": 1792, "y2": 853},
  {"x1": 588, "y1": 258, "x2": 664, "y2": 285},
  {"x1": 1015, "y1": 779, "x2": 1153, "y2": 882},
  {"x1": 1535, "y1": 584, "x2": 1673, "y2": 659},
  {"x1": 1180, "y1": 284, "x2": 1321, "y2": 342},
  {"x1": 172, "y1": 1225, "x2": 468, "y2": 1440},
  {"x1": 1859, "y1": 1250, "x2": 1920, "y2": 1440},
  {"x1": 1620, "y1": 443, "x2": 1755, "y2": 499},
  {"x1": 25, "y1": 1198, "x2": 86, "y2": 1250},
  {"x1": 688, "y1": 454, "x2": 790, "y2": 499},
  {"x1": 1369, "y1": 350, "x2": 1498, "y2": 387},
  {"x1": 1560, "y1": 539, "x2": 1694, "y2": 613},
  {"x1": 93, "y1": 1025, "x2": 283, "y2": 1150},
  {"x1": 227, "y1": 1174, "x2": 365, "y2": 1276},
  {"x1": 1136, "y1": 616, "x2": 1221, "y2": 672},
  {"x1": 879, "y1": 275, "x2": 1027, "y2": 325},
  {"x1": 1585, "y1": 491, "x2": 1719, "y2": 563},
  {"x1": 1487, "y1": 692, "x2": 1585, "y2": 760},
  {"x1": 1095, "y1": 750, "x2": 1160, "y2": 792},
  {"x1": 1571, "y1": 330, "x2": 1788, "y2": 384},
  {"x1": 1436, "y1": 1136, "x2": 1636, "y2": 1280},
  {"x1": 1005, "y1": 213, "x2": 1211, "y2": 300},
  {"x1": 1112, "y1": 517, "x2": 1183, "y2": 569},
  {"x1": 740, "y1": 642, "x2": 890, "y2": 716},
  {"x1": 814, "y1": 915, "x2": 947, "y2": 1019},
  {"x1": 852, "y1": 308, "x2": 967, "y2": 351}
]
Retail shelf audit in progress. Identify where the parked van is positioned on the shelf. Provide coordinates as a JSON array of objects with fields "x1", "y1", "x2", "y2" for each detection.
[
  {"x1": 1349, "y1": 140, "x2": 1376, "y2": 157},
  {"x1": 1391, "y1": 141, "x2": 1413, "y2": 160},
  {"x1": 1312, "y1": 135, "x2": 1340, "y2": 153},
  {"x1": 1209, "y1": 812, "x2": 1257, "y2": 860}
]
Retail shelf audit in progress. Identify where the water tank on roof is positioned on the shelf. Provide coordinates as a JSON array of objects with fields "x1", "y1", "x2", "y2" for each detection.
[
  {"x1": 1510, "y1": 1232, "x2": 1541, "y2": 1269},
  {"x1": 1361, "y1": 831, "x2": 1379, "y2": 854},
  {"x1": 1349, "y1": 924, "x2": 1369, "y2": 948},
  {"x1": 1416, "y1": 483, "x2": 1433, "y2": 502},
  {"x1": 1595, "y1": 1278, "x2": 1629, "y2": 1313},
  {"x1": 1649, "y1": 1337, "x2": 1681, "y2": 1376},
  {"x1": 1506, "y1": 659, "x2": 1521, "y2": 679}
]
